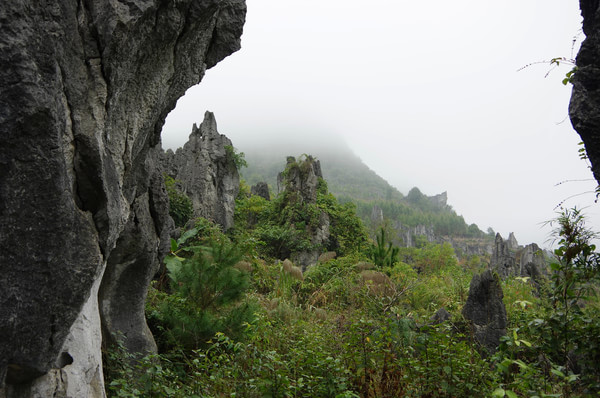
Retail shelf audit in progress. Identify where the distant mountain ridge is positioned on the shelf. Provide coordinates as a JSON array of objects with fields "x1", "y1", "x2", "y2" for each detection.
[
  {"x1": 240, "y1": 143, "x2": 403, "y2": 202},
  {"x1": 235, "y1": 137, "x2": 495, "y2": 258}
]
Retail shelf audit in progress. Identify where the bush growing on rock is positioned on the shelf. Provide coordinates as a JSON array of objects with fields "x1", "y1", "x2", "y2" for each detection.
[{"x1": 164, "y1": 174, "x2": 193, "y2": 228}]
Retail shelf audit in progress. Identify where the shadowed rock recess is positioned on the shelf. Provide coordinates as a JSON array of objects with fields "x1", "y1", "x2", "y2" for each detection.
[
  {"x1": 571, "y1": 0, "x2": 600, "y2": 184},
  {"x1": 0, "y1": 1, "x2": 246, "y2": 396}
]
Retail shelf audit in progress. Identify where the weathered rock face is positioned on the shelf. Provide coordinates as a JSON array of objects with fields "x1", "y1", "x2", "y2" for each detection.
[
  {"x1": 490, "y1": 233, "x2": 548, "y2": 283},
  {"x1": 517, "y1": 243, "x2": 549, "y2": 286},
  {"x1": 251, "y1": 182, "x2": 271, "y2": 200},
  {"x1": 277, "y1": 156, "x2": 330, "y2": 268},
  {"x1": 370, "y1": 205, "x2": 384, "y2": 225},
  {"x1": 570, "y1": 0, "x2": 600, "y2": 184},
  {"x1": 277, "y1": 156, "x2": 323, "y2": 200},
  {"x1": 0, "y1": 1, "x2": 246, "y2": 396},
  {"x1": 506, "y1": 232, "x2": 519, "y2": 251},
  {"x1": 462, "y1": 270, "x2": 507, "y2": 355},
  {"x1": 490, "y1": 233, "x2": 517, "y2": 279},
  {"x1": 444, "y1": 237, "x2": 494, "y2": 258},
  {"x1": 162, "y1": 111, "x2": 240, "y2": 230},
  {"x1": 429, "y1": 191, "x2": 448, "y2": 209}
]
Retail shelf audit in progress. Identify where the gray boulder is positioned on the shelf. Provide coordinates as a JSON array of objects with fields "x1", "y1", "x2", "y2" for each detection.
[
  {"x1": 490, "y1": 233, "x2": 548, "y2": 283},
  {"x1": 251, "y1": 182, "x2": 271, "y2": 200},
  {"x1": 0, "y1": 0, "x2": 246, "y2": 396},
  {"x1": 462, "y1": 270, "x2": 507, "y2": 355},
  {"x1": 162, "y1": 111, "x2": 240, "y2": 230},
  {"x1": 430, "y1": 308, "x2": 452, "y2": 325}
]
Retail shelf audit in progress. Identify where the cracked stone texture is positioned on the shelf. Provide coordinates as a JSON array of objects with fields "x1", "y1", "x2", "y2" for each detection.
[
  {"x1": 571, "y1": 0, "x2": 600, "y2": 184},
  {"x1": 0, "y1": 0, "x2": 246, "y2": 396},
  {"x1": 276, "y1": 156, "x2": 331, "y2": 268},
  {"x1": 490, "y1": 233, "x2": 517, "y2": 279},
  {"x1": 161, "y1": 111, "x2": 240, "y2": 231},
  {"x1": 462, "y1": 270, "x2": 507, "y2": 355}
]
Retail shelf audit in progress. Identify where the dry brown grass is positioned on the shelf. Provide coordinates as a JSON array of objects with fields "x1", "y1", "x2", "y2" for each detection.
[
  {"x1": 282, "y1": 259, "x2": 304, "y2": 281},
  {"x1": 318, "y1": 251, "x2": 337, "y2": 263},
  {"x1": 360, "y1": 270, "x2": 394, "y2": 296},
  {"x1": 234, "y1": 260, "x2": 253, "y2": 273},
  {"x1": 355, "y1": 262, "x2": 375, "y2": 272}
]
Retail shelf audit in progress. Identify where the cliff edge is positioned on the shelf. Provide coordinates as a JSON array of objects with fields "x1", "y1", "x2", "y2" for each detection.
[{"x1": 0, "y1": 1, "x2": 246, "y2": 396}]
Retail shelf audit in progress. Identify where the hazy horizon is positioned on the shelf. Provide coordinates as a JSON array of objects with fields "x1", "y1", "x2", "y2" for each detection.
[{"x1": 161, "y1": 0, "x2": 600, "y2": 248}]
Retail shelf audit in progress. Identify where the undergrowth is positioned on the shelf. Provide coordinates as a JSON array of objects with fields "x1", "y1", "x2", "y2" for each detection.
[{"x1": 105, "y1": 175, "x2": 600, "y2": 398}]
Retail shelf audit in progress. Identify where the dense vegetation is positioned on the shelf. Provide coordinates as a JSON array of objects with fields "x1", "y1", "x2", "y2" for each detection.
[
  {"x1": 240, "y1": 145, "x2": 490, "y2": 245},
  {"x1": 105, "y1": 157, "x2": 600, "y2": 397}
]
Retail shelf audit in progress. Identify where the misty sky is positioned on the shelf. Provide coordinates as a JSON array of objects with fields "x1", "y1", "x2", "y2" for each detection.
[{"x1": 161, "y1": 0, "x2": 599, "y2": 247}]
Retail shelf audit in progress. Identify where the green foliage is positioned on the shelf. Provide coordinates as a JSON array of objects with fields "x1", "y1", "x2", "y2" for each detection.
[
  {"x1": 341, "y1": 316, "x2": 493, "y2": 397},
  {"x1": 534, "y1": 208, "x2": 600, "y2": 393},
  {"x1": 232, "y1": 155, "x2": 368, "y2": 261},
  {"x1": 368, "y1": 228, "x2": 399, "y2": 268},
  {"x1": 490, "y1": 209, "x2": 600, "y2": 397},
  {"x1": 502, "y1": 276, "x2": 539, "y2": 327},
  {"x1": 317, "y1": 187, "x2": 369, "y2": 256},
  {"x1": 135, "y1": 147, "x2": 600, "y2": 397},
  {"x1": 414, "y1": 242, "x2": 458, "y2": 274},
  {"x1": 563, "y1": 66, "x2": 578, "y2": 85},
  {"x1": 149, "y1": 225, "x2": 256, "y2": 351},
  {"x1": 104, "y1": 340, "x2": 199, "y2": 398},
  {"x1": 225, "y1": 144, "x2": 248, "y2": 170},
  {"x1": 164, "y1": 174, "x2": 193, "y2": 228},
  {"x1": 354, "y1": 196, "x2": 485, "y2": 241}
]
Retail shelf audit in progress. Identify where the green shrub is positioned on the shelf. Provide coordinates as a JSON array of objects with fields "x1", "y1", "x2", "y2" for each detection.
[
  {"x1": 150, "y1": 234, "x2": 257, "y2": 351},
  {"x1": 164, "y1": 174, "x2": 193, "y2": 228},
  {"x1": 367, "y1": 228, "x2": 399, "y2": 268}
]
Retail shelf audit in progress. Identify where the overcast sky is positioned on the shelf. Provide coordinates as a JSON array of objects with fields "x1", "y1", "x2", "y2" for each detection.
[{"x1": 162, "y1": 0, "x2": 599, "y2": 247}]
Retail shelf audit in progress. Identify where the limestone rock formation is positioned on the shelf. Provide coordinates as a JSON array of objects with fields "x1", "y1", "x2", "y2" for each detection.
[
  {"x1": 369, "y1": 190, "x2": 493, "y2": 258},
  {"x1": 490, "y1": 233, "x2": 517, "y2": 279},
  {"x1": 462, "y1": 270, "x2": 507, "y2": 355},
  {"x1": 444, "y1": 237, "x2": 494, "y2": 257},
  {"x1": 370, "y1": 205, "x2": 384, "y2": 225},
  {"x1": 506, "y1": 232, "x2": 519, "y2": 250},
  {"x1": 398, "y1": 223, "x2": 437, "y2": 247},
  {"x1": 491, "y1": 233, "x2": 548, "y2": 283},
  {"x1": 277, "y1": 156, "x2": 323, "y2": 200},
  {"x1": 277, "y1": 156, "x2": 330, "y2": 268},
  {"x1": 518, "y1": 243, "x2": 548, "y2": 284},
  {"x1": 251, "y1": 181, "x2": 271, "y2": 200},
  {"x1": 570, "y1": 0, "x2": 600, "y2": 184},
  {"x1": 162, "y1": 112, "x2": 240, "y2": 230},
  {"x1": 429, "y1": 191, "x2": 449, "y2": 209},
  {"x1": 0, "y1": 1, "x2": 246, "y2": 396}
]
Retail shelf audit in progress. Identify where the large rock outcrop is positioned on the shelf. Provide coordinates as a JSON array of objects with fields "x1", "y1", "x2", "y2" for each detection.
[
  {"x1": 277, "y1": 156, "x2": 331, "y2": 268},
  {"x1": 462, "y1": 270, "x2": 507, "y2": 355},
  {"x1": 0, "y1": 1, "x2": 246, "y2": 396},
  {"x1": 162, "y1": 111, "x2": 240, "y2": 230},
  {"x1": 491, "y1": 233, "x2": 548, "y2": 283},
  {"x1": 570, "y1": 0, "x2": 600, "y2": 184},
  {"x1": 490, "y1": 233, "x2": 517, "y2": 279},
  {"x1": 251, "y1": 181, "x2": 271, "y2": 200}
]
